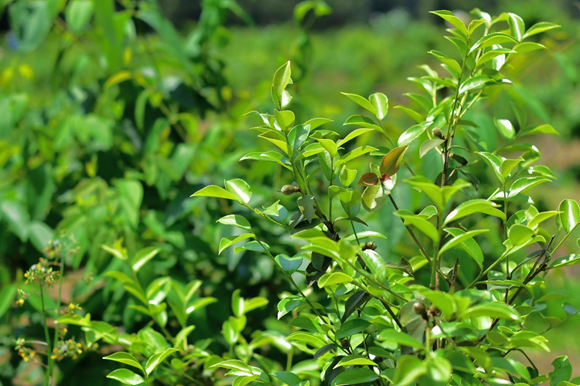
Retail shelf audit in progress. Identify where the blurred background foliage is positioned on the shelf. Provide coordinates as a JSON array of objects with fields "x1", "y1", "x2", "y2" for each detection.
[{"x1": 0, "y1": 0, "x2": 579, "y2": 384}]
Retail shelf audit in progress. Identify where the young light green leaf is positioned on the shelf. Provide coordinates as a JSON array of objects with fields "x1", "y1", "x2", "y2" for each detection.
[
  {"x1": 341, "y1": 92, "x2": 377, "y2": 116},
  {"x1": 398, "y1": 122, "x2": 429, "y2": 146},
  {"x1": 523, "y1": 22, "x2": 560, "y2": 39},
  {"x1": 225, "y1": 179, "x2": 252, "y2": 204},
  {"x1": 217, "y1": 214, "x2": 251, "y2": 231},
  {"x1": 336, "y1": 128, "x2": 374, "y2": 147},
  {"x1": 559, "y1": 199, "x2": 580, "y2": 234},
  {"x1": 132, "y1": 247, "x2": 160, "y2": 272},
  {"x1": 145, "y1": 348, "x2": 178, "y2": 375},
  {"x1": 369, "y1": 92, "x2": 389, "y2": 120},
  {"x1": 460, "y1": 302, "x2": 520, "y2": 321},
  {"x1": 379, "y1": 329, "x2": 424, "y2": 348},
  {"x1": 190, "y1": 185, "x2": 238, "y2": 201},
  {"x1": 219, "y1": 234, "x2": 254, "y2": 255},
  {"x1": 495, "y1": 118, "x2": 515, "y2": 139},
  {"x1": 318, "y1": 272, "x2": 352, "y2": 288},
  {"x1": 103, "y1": 352, "x2": 144, "y2": 373},
  {"x1": 420, "y1": 138, "x2": 444, "y2": 158},
  {"x1": 508, "y1": 13, "x2": 525, "y2": 41},
  {"x1": 445, "y1": 199, "x2": 505, "y2": 225},
  {"x1": 272, "y1": 61, "x2": 292, "y2": 109},
  {"x1": 430, "y1": 10, "x2": 468, "y2": 36},
  {"x1": 439, "y1": 229, "x2": 488, "y2": 256},
  {"x1": 106, "y1": 369, "x2": 145, "y2": 385}
]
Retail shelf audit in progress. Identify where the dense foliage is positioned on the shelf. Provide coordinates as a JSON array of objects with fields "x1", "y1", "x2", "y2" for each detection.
[{"x1": 1, "y1": 1, "x2": 580, "y2": 385}]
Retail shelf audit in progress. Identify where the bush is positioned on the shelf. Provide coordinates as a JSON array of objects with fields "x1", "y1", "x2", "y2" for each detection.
[{"x1": 194, "y1": 9, "x2": 580, "y2": 386}]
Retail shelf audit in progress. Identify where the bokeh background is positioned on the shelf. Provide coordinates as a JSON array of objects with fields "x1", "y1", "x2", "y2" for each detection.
[{"x1": 1, "y1": 0, "x2": 580, "y2": 384}]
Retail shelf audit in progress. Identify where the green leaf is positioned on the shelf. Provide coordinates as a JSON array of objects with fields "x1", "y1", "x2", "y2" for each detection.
[
  {"x1": 318, "y1": 272, "x2": 352, "y2": 288},
  {"x1": 335, "y1": 318, "x2": 371, "y2": 340},
  {"x1": 550, "y1": 356, "x2": 572, "y2": 386},
  {"x1": 0, "y1": 285, "x2": 17, "y2": 320},
  {"x1": 336, "y1": 146, "x2": 378, "y2": 166},
  {"x1": 103, "y1": 352, "x2": 144, "y2": 373},
  {"x1": 186, "y1": 297, "x2": 217, "y2": 314},
  {"x1": 341, "y1": 92, "x2": 376, "y2": 116},
  {"x1": 272, "y1": 62, "x2": 292, "y2": 110},
  {"x1": 495, "y1": 118, "x2": 515, "y2": 139},
  {"x1": 337, "y1": 128, "x2": 374, "y2": 147},
  {"x1": 397, "y1": 212, "x2": 439, "y2": 243},
  {"x1": 444, "y1": 199, "x2": 505, "y2": 225},
  {"x1": 398, "y1": 122, "x2": 429, "y2": 146},
  {"x1": 132, "y1": 247, "x2": 160, "y2": 272},
  {"x1": 276, "y1": 254, "x2": 303, "y2": 272},
  {"x1": 508, "y1": 177, "x2": 550, "y2": 197},
  {"x1": 191, "y1": 185, "x2": 238, "y2": 201},
  {"x1": 439, "y1": 229, "x2": 488, "y2": 256},
  {"x1": 65, "y1": 0, "x2": 94, "y2": 34},
  {"x1": 219, "y1": 234, "x2": 254, "y2": 255},
  {"x1": 339, "y1": 165, "x2": 357, "y2": 186},
  {"x1": 445, "y1": 228, "x2": 484, "y2": 268},
  {"x1": 428, "y1": 356, "x2": 453, "y2": 385},
  {"x1": 360, "y1": 249, "x2": 385, "y2": 278},
  {"x1": 559, "y1": 199, "x2": 580, "y2": 234},
  {"x1": 521, "y1": 124, "x2": 558, "y2": 136},
  {"x1": 343, "y1": 114, "x2": 385, "y2": 133},
  {"x1": 524, "y1": 22, "x2": 560, "y2": 39},
  {"x1": 420, "y1": 138, "x2": 444, "y2": 158},
  {"x1": 217, "y1": 214, "x2": 251, "y2": 231},
  {"x1": 470, "y1": 32, "x2": 517, "y2": 53},
  {"x1": 459, "y1": 75, "x2": 493, "y2": 94},
  {"x1": 297, "y1": 195, "x2": 316, "y2": 223},
  {"x1": 316, "y1": 138, "x2": 337, "y2": 157},
  {"x1": 0, "y1": 201, "x2": 30, "y2": 241},
  {"x1": 460, "y1": 302, "x2": 520, "y2": 321},
  {"x1": 430, "y1": 10, "x2": 468, "y2": 36},
  {"x1": 379, "y1": 329, "x2": 423, "y2": 348},
  {"x1": 331, "y1": 368, "x2": 378, "y2": 385},
  {"x1": 274, "y1": 110, "x2": 295, "y2": 130},
  {"x1": 476, "y1": 152, "x2": 503, "y2": 182},
  {"x1": 225, "y1": 179, "x2": 252, "y2": 204},
  {"x1": 380, "y1": 145, "x2": 408, "y2": 175},
  {"x1": 369, "y1": 92, "x2": 389, "y2": 120},
  {"x1": 335, "y1": 355, "x2": 377, "y2": 368},
  {"x1": 429, "y1": 50, "x2": 462, "y2": 73},
  {"x1": 243, "y1": 297, "x2": 268, "y2": 314},
  {"x1": 393, "y1": 356, "x2": 428, "y2": 386},
  {"x1": 145, "y1": 348, "x2": 178, "y2": 375},
  {"x1": 508, "y1": 13, "x2": 525, "y2": 41},
  {"x1": 508, "y1": 225, "x2": 534, "y2": 247},
  {"x1": 106, "y1": 369, "x2": 145, "y2": 385}
]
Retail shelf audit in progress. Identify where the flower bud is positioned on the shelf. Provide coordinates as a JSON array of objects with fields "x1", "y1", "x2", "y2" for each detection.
[
  {"x1": 362, "y1": 241, "x2": 377, "y2": 250},
  {"x1": 433, "y1": 128, "x2": 444, "y2": 139},
  {"x1": 281, "y1": 185, "x2": 300, "y2": 196},
  {"x1": 413, "y1": 302, "x2": 426, "y2": 316}
]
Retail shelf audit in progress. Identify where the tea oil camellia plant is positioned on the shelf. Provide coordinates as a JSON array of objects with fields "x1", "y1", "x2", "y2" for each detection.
[{"x1": 192, "y1": 9, "x2": 580, "y2": 386}]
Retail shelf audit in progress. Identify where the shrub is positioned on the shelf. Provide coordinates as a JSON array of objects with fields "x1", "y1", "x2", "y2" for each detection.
[{"x1": 194, "y1": 9, "x2": 579, "y2": 386}]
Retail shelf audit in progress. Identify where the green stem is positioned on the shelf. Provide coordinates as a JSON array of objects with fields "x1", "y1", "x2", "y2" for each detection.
[
  {"x1": 40, "y1": 285, "x2": 53, "y2": 386},
  {"x1": 53, "y1": 258, "x2": 64, "y2": 354}
]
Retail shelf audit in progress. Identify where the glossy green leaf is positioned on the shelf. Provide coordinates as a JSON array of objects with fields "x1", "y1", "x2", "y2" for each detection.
[
  {"x1": 217, "y1": 214, "x2": 251, "y2": 231},
  {"x1": 444, "y1": 199, "x2": 505, "y2": 225},
  {"x1": 393, "y1": 356, "x2": 427, "y2": 386},
  {"x1": 559, "y1": 199, "x2": 580, "y2": 233},
  {"x1": 369, "y1": 92, "x2": 389, "y2": 120},
  {"x1": 341, "y1": 92, "x2": 376, "y2": 116},
  {"x1": 190, "y1": 185, "x2": 238, "y2": 201},
  {"x1": 430, "y1": 10, "x2": 468, "y2": 36},
  {"x1": 103, "y1": 352, "x2": 144, "y2": 373},
  {"x1": 132, "y1": 247, "x2": 160, "y2": 272},
  {"x1": 332, "y1": 368, "x2": 378, "y2": 385},
  {"x1": 335, "y1": 318, "x2": 371, "y2": 340},
  {"x1": 469, "y1": 33, "x2": 517, "y2": 53},
  {"x1": 439, "y1": 229, "x2": 488, "y2": 256},
  {"x1": 225, "y1": 179, "x2": 252, "y2": 204},
  {"x1": 219, "y1": 233, "x2": 254, "y2": 255},
  {"x1": 106, "y1": 369, "x2": 145, "y2": 385},
  {"x1": 272, "y1": 62, "x2": 292, "y2": 109},
  {"x1": 524, "y1": 22, "x2": 560, "y2": 39},
  {"x1": 318, "y1": 272, "x2": 352, "y2": 288},
  {"x1": 460, "y1": 302, "x2": 519, "y2": 321},
  {"x1": 379, "y1": 329, "x2": 423, "y2": 348},
  {"x1": 398, "y1": 122, "x2": 429, "y2": 146},
  {"x1": 145, "y1": 348, "x2": 178, "y2": 375}
]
